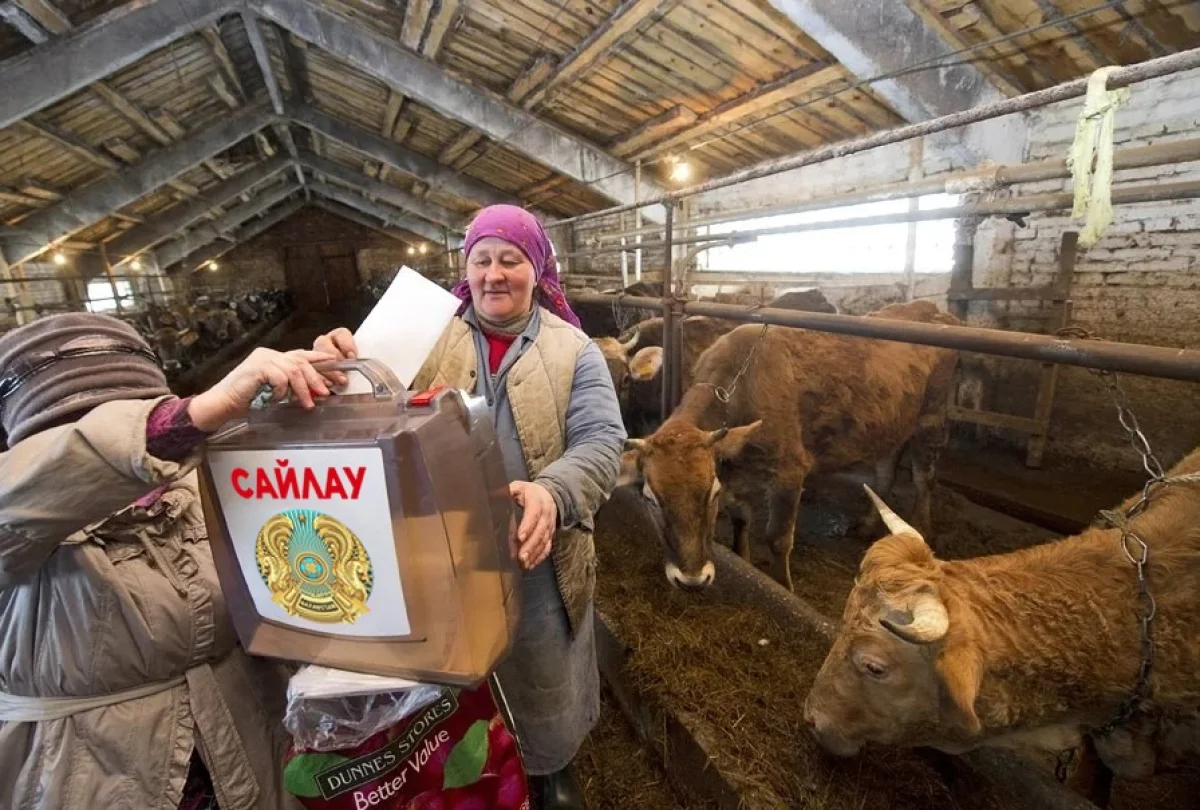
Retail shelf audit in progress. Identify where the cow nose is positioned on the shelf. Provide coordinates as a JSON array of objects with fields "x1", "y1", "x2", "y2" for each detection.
[{"x1": 665, "y1": 561, "x2": 716, "y2": 591}]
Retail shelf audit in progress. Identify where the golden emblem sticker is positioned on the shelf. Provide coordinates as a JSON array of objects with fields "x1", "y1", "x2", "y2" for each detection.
[{"x1": 254, "y1": 508, "x2": 374, "y2": 623}]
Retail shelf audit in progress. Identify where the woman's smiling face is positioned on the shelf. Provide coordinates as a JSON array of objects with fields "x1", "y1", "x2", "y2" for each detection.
[{"x1": 466, "y1": 236, "x2": 536, "y2": 321}]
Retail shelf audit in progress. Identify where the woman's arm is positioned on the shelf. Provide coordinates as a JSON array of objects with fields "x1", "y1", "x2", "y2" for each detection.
[
  {"x1": 0, "y1": 347, "x2": 336, "y2": 584},
  {"x1": 535, "y1": 341, "x2": 628, "y2": 531},
  {"x1": 0, "y1": 396, "x2": 206, "y2": 584}
]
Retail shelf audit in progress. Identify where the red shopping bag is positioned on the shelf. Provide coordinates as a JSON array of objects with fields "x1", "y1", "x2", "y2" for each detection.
[{"x1": 283, "y1": 681, "x2": 529, "y2": 810}]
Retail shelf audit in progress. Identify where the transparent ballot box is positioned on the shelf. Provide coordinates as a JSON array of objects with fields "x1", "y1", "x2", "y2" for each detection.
[{"x1": 198, "y1": 359, "x2": 519, "y2": 686}]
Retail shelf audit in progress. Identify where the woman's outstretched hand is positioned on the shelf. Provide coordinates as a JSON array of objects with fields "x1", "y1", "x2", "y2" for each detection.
[
  {"x1": 509, "y1": 481, "x2": 557, "y2": 569},
  {"x1": 188, "y1": 348, "x2": 336, "y2": 432}
]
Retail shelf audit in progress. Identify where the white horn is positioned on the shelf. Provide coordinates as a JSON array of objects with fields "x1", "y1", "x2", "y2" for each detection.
[
  {"x1": 863, "y1": 484, "x2": 924, "y2": 542},
  {"x1": 619, "y1": 327, "x2": 640, "y2": 353},
  {"x1": 880, "y1": 591, "x2": 949, "y2": 645}
]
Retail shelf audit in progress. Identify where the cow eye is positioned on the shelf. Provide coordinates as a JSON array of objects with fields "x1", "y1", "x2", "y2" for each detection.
[{"x1": 862, "y1": 659, "x2": 888, "y2": 679}]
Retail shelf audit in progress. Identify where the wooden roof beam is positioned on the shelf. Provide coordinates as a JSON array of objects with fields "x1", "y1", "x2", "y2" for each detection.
[
  {"x1": 522, "y1": 0, "x2": 666, "y2": 110},
  {"x1": 1029, "y1": 0, "x2": 1109, "y2": 71},
  {"x1": 6, "y1": 1, "x2": 234, "y2": 195},
  {"x1": 0, "y1": 0, "x2": 234, "y2": 130},
  {"x1": 1, "y1": 102, "x2": 272, "y2": 266},
  {"x1": 287, "y1": 102, "x2": 516, "y2": 210},
  {"x1": 299, "y1": 151, "x2": 462, "y2": 231},
  {"x1": 174, "y1": 196, "x2": 306, "y2": 274},
  {"x1": 905, "y1": 1, "x2": 1033, "y2": 97},
  {"x1": 307, "y1": 180, "x2": 455, "y2": 245},
  {"x1": 630, "y1": 63, "x2": 846, "y2": 160},
  {"x1": 436, "y1": 53, "x2": 556, "y2": 167},
  {"x1": 12, "y1": 0, "x2": 67, "y2": 32},
  {"x1": 107, "y1": 155, "x2": 293, "y2": 264},
  {"x1": 156, "y1": 180, "x2": 301, "y2": 268},
  {"x1": 401, "y1": 0, "x2": 459, "y2": 57},
  {"x1": 14, "y1": 118, "x2": 119, "y2": 171},
  {"x1": 255, "y1": 0, "x2": 665, "y2": 220},
  {"x1": 609, "y1": 105, "x2": 698, "y2": 158},
  {"x1": 310, "y1": 199, "x2": 413, "y2": 246},
  {"x1": 242, "y1": 10, "x2": 306, "y2": 188},
  {"x1": 762, "y1": 0, "x2": 1027, "y2": 165},
  {"x1": 0, "y1": 1, "x2": 48, "y2": 42}
]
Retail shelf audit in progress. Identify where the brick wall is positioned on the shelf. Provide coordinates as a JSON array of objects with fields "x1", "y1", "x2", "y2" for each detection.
[
  {"x1": 562, "y1": 66, "x2": 1200, "y2": 474},
  {"x1": 968, "y1": 66, "x2": 1200, "y2": 472},
  {"x1": 192, "y1": 206, "x2": 423, "y2": 297}
]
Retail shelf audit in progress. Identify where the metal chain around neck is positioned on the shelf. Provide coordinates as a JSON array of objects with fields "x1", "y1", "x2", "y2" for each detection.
[
  {"x1": 696, "y1": 323, "x2": 770, "y2": 421},
  {"x1": 1053, "y1": 325, "x2": 1200, "y2": 742}
]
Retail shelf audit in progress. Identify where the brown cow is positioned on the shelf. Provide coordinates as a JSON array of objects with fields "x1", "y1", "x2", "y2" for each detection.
[
  {"x1": 803, "y1": 459, "x2": 1200, "y2": 784},
  {"x1": 615, "y1": 290, "x2": 838, "y2": 436},
  {"x1": 620, "y1": 301, "x2": 961, "y2": 592},
  {"x1": 593, "y1": 331, "x2": 641, "y2": 415}
]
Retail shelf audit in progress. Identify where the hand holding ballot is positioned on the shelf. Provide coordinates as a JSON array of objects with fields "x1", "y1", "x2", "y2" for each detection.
[
  {"x1": 310, "y1": 326, "x2": 357, "y2": 386},
  {"x1": 188, "y1": 347, "x2": 337, "y2": 431}
]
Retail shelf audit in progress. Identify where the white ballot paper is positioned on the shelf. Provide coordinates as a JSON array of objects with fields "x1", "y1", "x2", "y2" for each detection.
[{"x1": 343, "y1": 267, "x2": 460, "y2": 393}]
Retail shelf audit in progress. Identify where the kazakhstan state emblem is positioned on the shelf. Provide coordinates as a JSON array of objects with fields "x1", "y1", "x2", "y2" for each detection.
[{"x1": 254, "y1": 509, "x2": 374, "y2": 623}]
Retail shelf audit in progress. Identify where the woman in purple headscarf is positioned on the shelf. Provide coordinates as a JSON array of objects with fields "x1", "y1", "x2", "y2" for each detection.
[{"x1": 315, "y1": 204, "x2": 626, "y2": 810}]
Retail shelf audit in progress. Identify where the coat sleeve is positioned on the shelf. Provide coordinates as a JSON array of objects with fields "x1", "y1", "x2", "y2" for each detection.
[
  {"x1": 534, "y1": 341, "x2": 628, "y2": 532},
  {"x1": 0, "y1": 395, "x2": 205, "y2": 584}
]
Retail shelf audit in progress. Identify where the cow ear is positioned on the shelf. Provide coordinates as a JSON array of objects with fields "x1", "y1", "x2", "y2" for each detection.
[
  {"x1": 629, "y1": 347, "x2": 663, "y2": 381},
  {"x1": 936, "y1": 645, "x2": 983, "y2": 734},
  {"x1": 714, "y1": 419, "x2": 762, "y2": 461}
]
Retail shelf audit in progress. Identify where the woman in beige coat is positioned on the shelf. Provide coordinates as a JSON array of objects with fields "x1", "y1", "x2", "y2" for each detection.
[{"x1": 0, "y1": 312, "x2": 336, "y2": 809}]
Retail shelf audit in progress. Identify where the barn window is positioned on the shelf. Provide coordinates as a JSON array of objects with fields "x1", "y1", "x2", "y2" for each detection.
[
  {"x1": 696, "y1": 193, "x2": 960, "y2": 276},
  {"x1": 85, "y1": 279, "x2": 133, "y2": 313}
]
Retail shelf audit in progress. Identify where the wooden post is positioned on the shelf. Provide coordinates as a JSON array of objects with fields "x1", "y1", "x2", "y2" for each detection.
[
  {"x1": 1025, "y1": 231, "x2": 1077, "y2": 468},
  {"x1": 903, "y1": 138, "x2": 924, "y2": 300},
  {"x1": 660, "y1": 202, "x2": 677, "y2": 418}
]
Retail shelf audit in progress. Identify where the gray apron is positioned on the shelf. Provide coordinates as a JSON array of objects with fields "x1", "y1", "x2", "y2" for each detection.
[{"x1": 468, "y1": 311, "x2": 600, "y2": 775}]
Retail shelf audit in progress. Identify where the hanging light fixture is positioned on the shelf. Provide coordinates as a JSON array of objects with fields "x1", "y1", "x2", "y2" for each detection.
[
  {"x1": 130, "y1": 257, "x2": 142, "y2": 271},
  {"x1": 207, "y1": 260, "x2": 219, "y2": 271},
  {"x1": 669, "y1": 158, "x2": 691, "y2": 183},
  {"x1": 407, "y1": 246, "x2": 416, "y2": 256},
  {"x1": 53, "y1": 251, "x2": 67, "y2": 266},
  {"x1": 418, "y1": 243, "x2": 428, "y2": 254}
]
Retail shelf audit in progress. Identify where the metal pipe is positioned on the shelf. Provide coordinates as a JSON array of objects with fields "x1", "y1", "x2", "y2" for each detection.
[
  {"x1": 548, "y1": 46, "x2": 1200, "y2": 227},
  {"x1": 568, "y1": 293, "x2": 1200, "y2": 383},
  {"x1": 561, "y1": 179, "x2": 1200, "y2": 261},
  {"x1": 660, "y1": 202, "x2": 676, "y2": 418}
]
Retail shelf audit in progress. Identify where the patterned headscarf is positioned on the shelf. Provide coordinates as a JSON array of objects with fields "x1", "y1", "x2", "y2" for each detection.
[{"x1": 451, "y1": 204, "x2": 580, "y2": 328}]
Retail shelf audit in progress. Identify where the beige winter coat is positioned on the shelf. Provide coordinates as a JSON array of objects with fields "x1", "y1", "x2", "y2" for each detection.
[{"x1": 0, "y1": 396, "x2": 299, "y2": 810}]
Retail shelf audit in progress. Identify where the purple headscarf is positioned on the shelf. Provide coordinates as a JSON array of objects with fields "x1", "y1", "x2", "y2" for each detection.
[{"x1": 451, "y1": 204, "x2": 581, "y2": 328}]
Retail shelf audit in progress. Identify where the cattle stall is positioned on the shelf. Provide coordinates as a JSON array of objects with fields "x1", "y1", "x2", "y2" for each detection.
[{"x1": 552, "y1": 44, "x2": 1200, "y2": 810}]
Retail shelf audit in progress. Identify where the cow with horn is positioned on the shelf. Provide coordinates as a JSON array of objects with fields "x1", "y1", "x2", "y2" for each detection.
[{"x1": 804, "y1": 453, "x2": 1200, "y2": 788}]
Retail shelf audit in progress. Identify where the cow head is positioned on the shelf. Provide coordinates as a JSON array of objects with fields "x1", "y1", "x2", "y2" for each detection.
[
  {"x1": 804, "y1": 487, "x2": 980, "y2": 757},
  {"x1": 594, "y1": 329, "x2": 641, "y2": 407},
  {"x1": 620, "y1": 419, "x2": 762, "y2": 590}
]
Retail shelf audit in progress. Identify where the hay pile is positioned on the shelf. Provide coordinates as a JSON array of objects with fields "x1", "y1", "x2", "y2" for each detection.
[
  {"x1": 576, "y1": 695, "x2": 696, "y2": 810},
  {"x1": 594, "y1": 488, "x2": 960, "y2": 809}
]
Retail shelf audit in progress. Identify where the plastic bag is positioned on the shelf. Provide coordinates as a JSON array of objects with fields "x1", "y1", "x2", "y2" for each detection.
[
  {"x1": 283, "y1": 673, "x2": 529, "y2": 810},
  {"x1": 283, "y1": 665, "x2": 444, "y2": 752}
]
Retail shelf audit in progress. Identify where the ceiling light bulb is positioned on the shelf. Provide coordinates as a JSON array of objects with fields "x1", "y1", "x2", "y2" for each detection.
[
  {"x1": 407, "y1": 247, "x2": 416, "y2": 255},
  {"x1": 53, "y1": 251, "x2": 67, "y2": 266},
  {"x1": 207, "y1": 260, "x2": 219, "y2": 271},
  {"x1": 418, "y1": 244, "x2": 428, "y2": 254},
  {"x1": 130, "y1": 257, "x2": 142, "y2": 271},
  {"x1": 670, "y1": 161, "x2": 691, "y2": 182}
]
